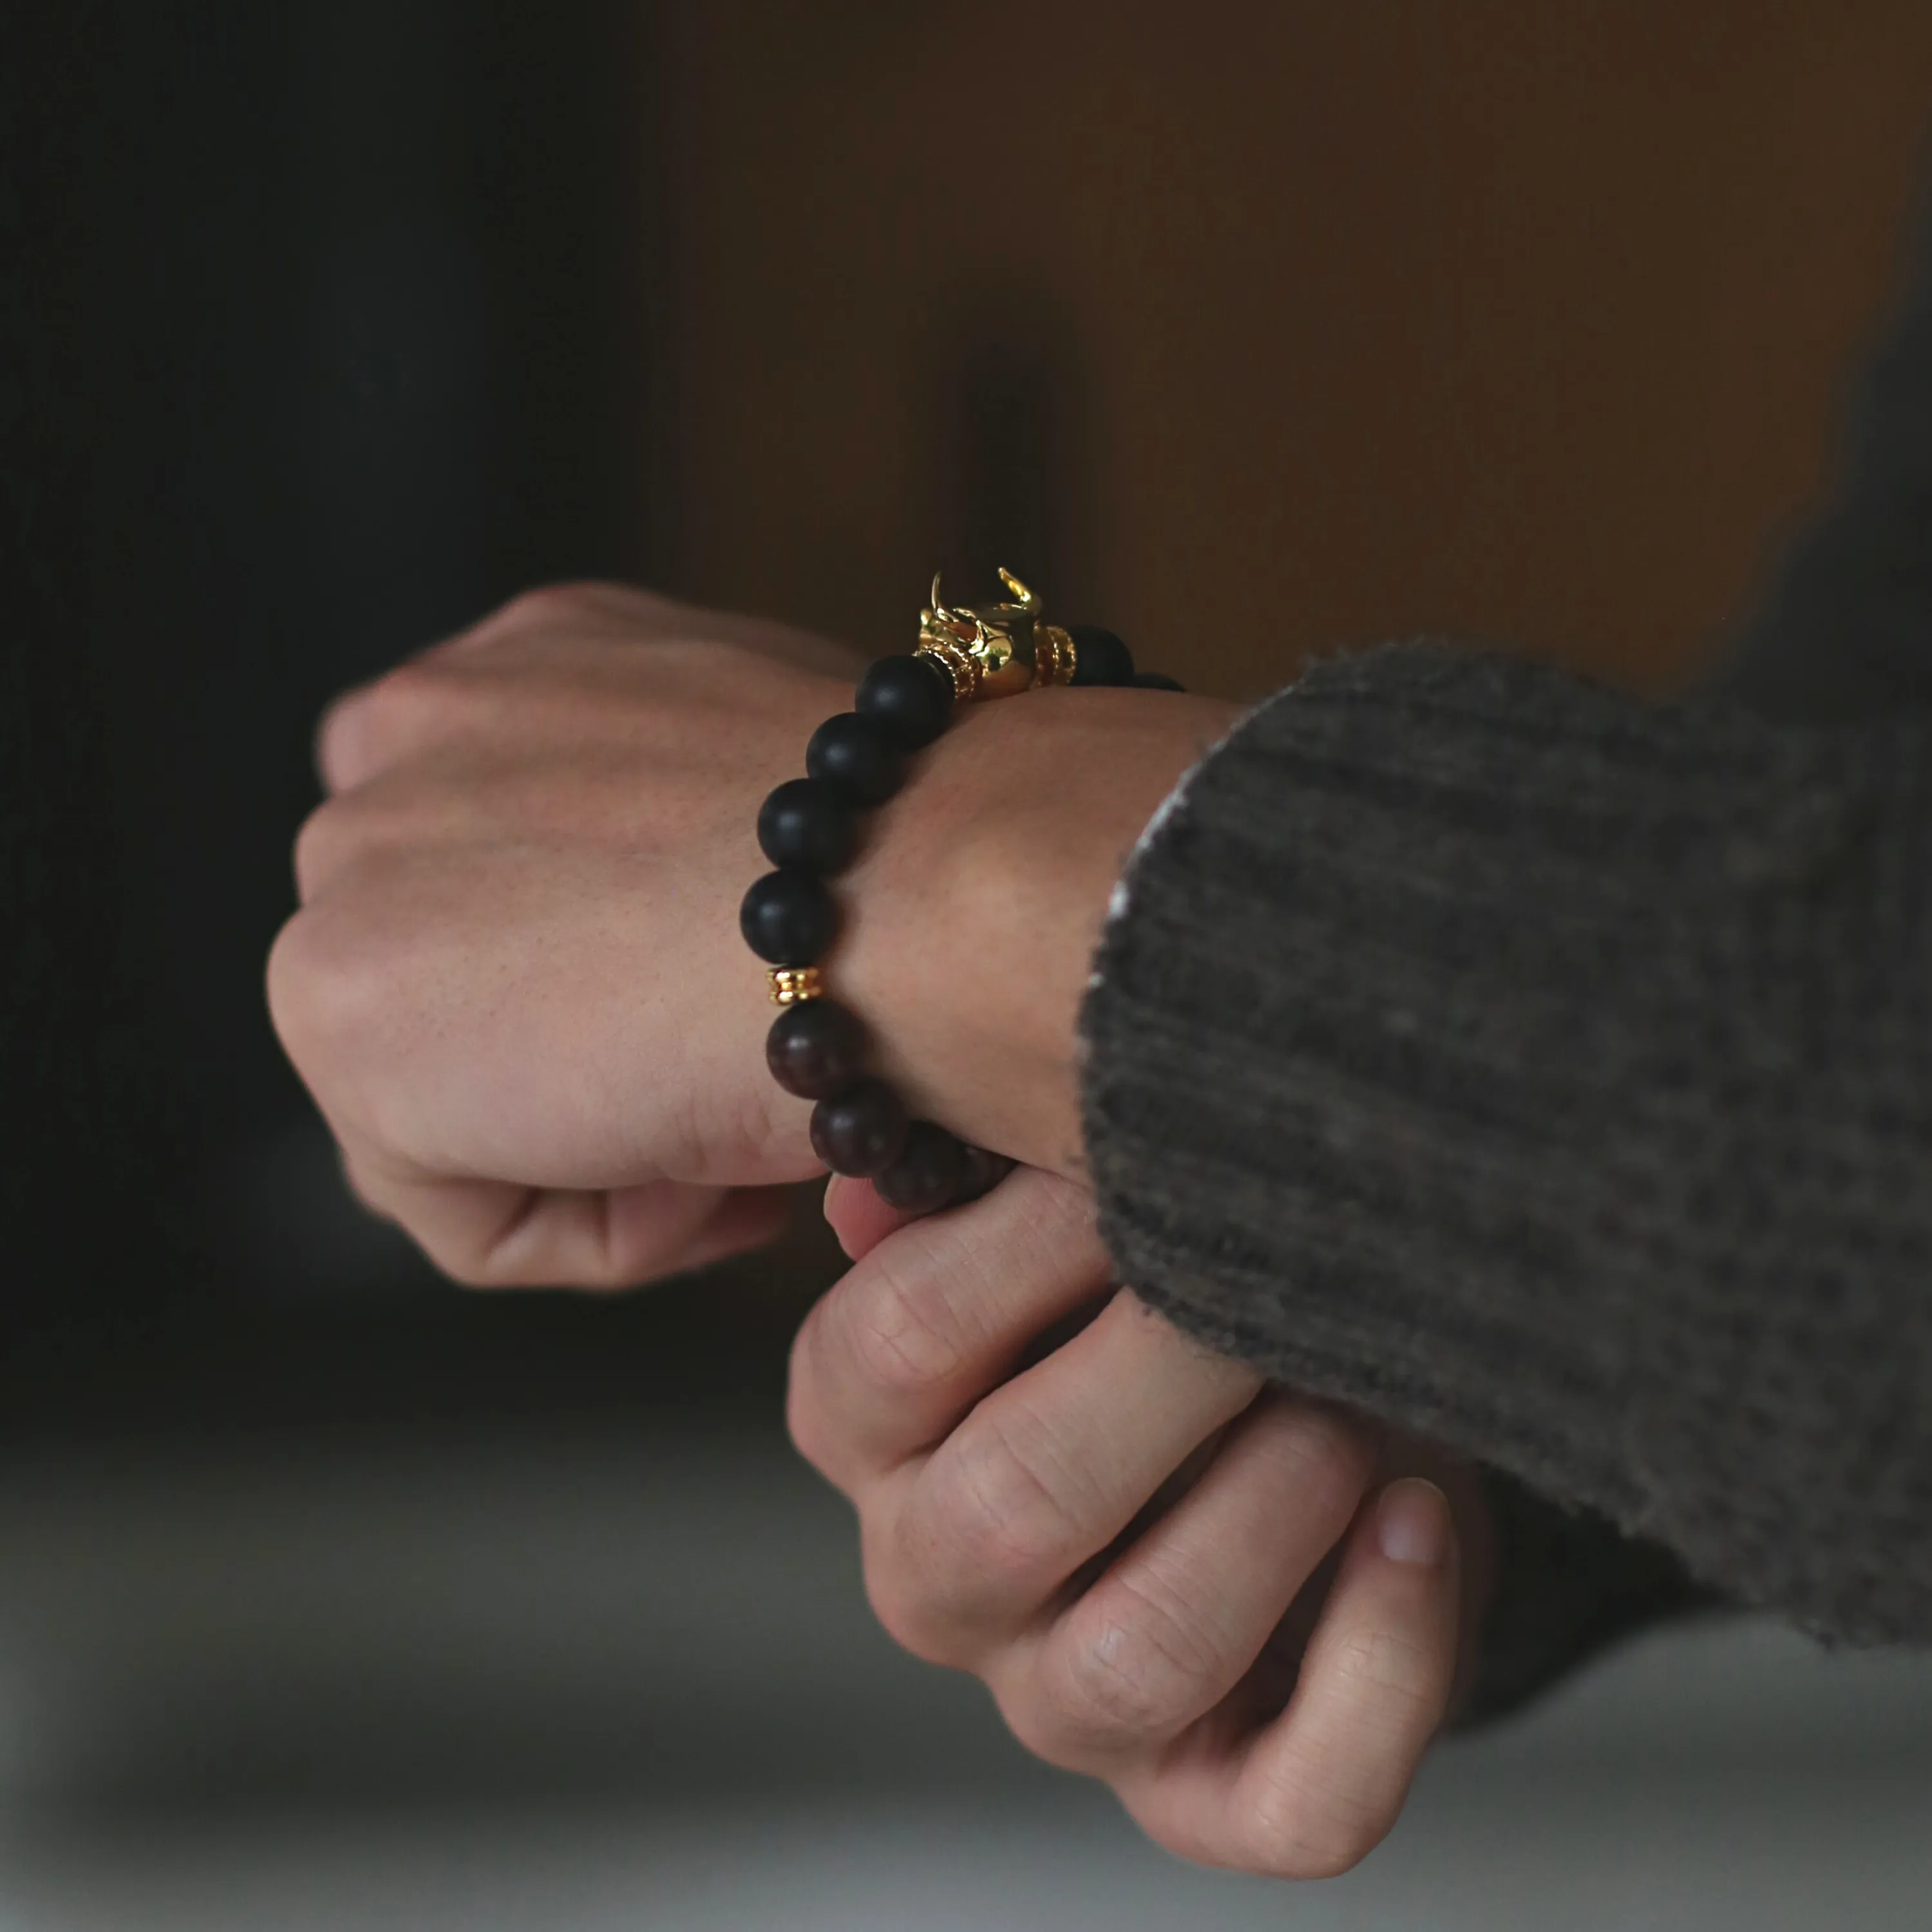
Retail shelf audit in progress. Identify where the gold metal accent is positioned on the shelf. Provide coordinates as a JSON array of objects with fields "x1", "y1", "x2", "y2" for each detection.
[
  {"x1": 917, "y1": 566, "x2": 1050, "y2": 701},
  {"x1": 914, "y1": 635, "x2": 979, "y2": 703},
  {"x1": 1034, "y1": 623, "x2": 1077, "y2": 687},
  {"x1": 768, "y1": 966, "x2": 825, "y2": 1006}
]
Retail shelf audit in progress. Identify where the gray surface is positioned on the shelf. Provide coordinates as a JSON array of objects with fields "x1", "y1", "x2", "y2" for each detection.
[{"x1": 2, "y1": 1430, "x2": 1928, "y2": 1929}]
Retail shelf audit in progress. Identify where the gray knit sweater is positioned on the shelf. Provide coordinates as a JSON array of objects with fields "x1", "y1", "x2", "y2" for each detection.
[{"x1": 1078, "y1": 182, "x2": 1932, "y2": 1712}]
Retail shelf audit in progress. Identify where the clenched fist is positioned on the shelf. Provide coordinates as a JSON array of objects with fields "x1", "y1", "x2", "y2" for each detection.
[{"x1": 269, "y1": 581, "x2": 1229, "y2": 1286}]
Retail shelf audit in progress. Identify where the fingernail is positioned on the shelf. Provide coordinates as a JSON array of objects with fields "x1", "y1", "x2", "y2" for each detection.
[{"x1": 1376, "y1": 1478, "x2": 1451, "y2": 1568}]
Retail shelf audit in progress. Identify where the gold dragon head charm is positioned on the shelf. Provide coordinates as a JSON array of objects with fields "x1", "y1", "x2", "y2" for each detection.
[{"x1": 915, "y1": 567, "x2": 1076, "y2": 703}]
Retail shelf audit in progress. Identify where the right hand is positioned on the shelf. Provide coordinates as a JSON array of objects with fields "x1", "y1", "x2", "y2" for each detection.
[{"x1": 791, "y1": 1168, "x2": 1488, "y2": 1879}]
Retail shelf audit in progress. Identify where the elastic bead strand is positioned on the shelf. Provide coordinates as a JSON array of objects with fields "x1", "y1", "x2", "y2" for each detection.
[
  {"x1": 810, "y1": 1079, "x2": 909, "y2": 1177},
  {"x1": 767, "y1": 998, "x2": 867, "y2": 1099},
  {"x1": 875, "y1": 1121, "x2": 967, "y2": 1213},
  {"x1": 743, "y1": 574, "x2": 1168, "y2": 1211}
]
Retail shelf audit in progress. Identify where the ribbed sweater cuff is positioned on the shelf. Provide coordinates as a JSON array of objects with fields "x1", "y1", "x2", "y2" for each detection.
[
  {"x1": 1082, "y1": 649, "x2": 1654, "y2": 1512},
  {"x1": 1077, "y1": 640, "x2": 1932, "y2": 1644}
]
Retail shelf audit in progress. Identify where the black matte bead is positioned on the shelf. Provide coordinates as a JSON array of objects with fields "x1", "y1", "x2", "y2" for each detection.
[
  {"x1": 766, "y1": 998, "x2": 867, "y2": 1099},
  {"x1": 739, "y1": 869, "x2": 837, "y2": 966},
  {"x1": 951, "y1": 1144, "x2": 1014, "y2": 1205},
  {"x1": 1132, "y1": 670, "x2": 1186, "y2": 692},
  {"x1": 757, "y1": 777, "x2": 859, "y2": 875},
  {"x1": 806, "y1": 712, "x2": 905, "y2": 806},
  {"x1": 810, "y1": 1079, "x2": 909, "y2": 1177},
  {"x1": 1066, "y1": 625, "x2": 1135, "y2": 688},
  {"x1": 874, "y1": 1121, "x2": 967, "y2": 1213},
  {"x1": 857, "y1": 654, "x2": 954, "y2": 752}
]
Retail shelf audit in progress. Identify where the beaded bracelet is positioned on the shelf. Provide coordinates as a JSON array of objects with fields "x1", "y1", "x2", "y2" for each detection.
[{"x1": 738, "y1": 570, "x2": 1182, "y2": 1215}]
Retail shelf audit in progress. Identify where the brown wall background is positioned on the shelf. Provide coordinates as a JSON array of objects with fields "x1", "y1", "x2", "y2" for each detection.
[{"x1": 652, "y1": 1, "x2": 1932, "y2": 699}]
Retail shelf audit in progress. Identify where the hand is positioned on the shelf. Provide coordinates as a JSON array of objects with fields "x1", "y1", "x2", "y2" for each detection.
[
  {"x1": 268, "y1": 582, "x2": 862, "y2": 1285},
  {"x1": 269, "y1": 581, "x2": 1235, "y2": 1287},
  {"x1": 790, "y1": 1168, "x2": 1495, "y2": 1880}
]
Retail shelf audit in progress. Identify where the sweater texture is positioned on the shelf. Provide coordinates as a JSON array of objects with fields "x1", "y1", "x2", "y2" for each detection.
[{"x1": 1077, "y1": 173, "x2": 1932, "y2": 1710}]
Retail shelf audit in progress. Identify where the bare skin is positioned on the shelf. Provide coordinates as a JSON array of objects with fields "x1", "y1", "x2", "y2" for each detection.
[
  {"x1": 269, "y1": 581, "x2": 1226, "y2": 1281},
  {"x1": 799, "y1": 1169, "x2": 1493, "y2": 1880},
  {"x1": 269, "y1": 580, "x2": 1492, "y2": 1879}
]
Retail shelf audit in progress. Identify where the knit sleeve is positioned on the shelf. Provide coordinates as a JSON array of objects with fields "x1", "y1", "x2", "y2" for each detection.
[{"x1": 1079, "y1": 643, "x2": 1932, "y2": 1647}]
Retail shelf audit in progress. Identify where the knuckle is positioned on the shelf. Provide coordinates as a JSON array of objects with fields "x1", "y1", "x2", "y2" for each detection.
[
  {"x1": 1041, "y1": 1578, "x2": 1229, "y2": 1753},
  {"x1": 289, "y1": 799, "x2": 347, "y2": 902},
  {"x1": 1242, "y1": 1761, "x2": 1388, "y2": 1881},
  {"x1": 1117, "y1": 1801, "x2": 1225, "y2": 1877},
  {"x1": 314, "y1": 666, "x2": 430, "y2": 790},
  {"x1": 859, "y1": 1526, "x2": 973, "y2": 1669},
  {"x1": 1272, "y1": 1403, "x2": 1379, "y2": 1507},
  {"x1": 314, "y1": 685, "x2": 372, "y2": 793},
  {"x1": 873, "y1": 1423, "x2": 1078, "y2": 1662},
  {"x1": 265, "y1": 902, "x2": 350, "y2": 1069},
  {"x1": 363, "y1": 656, "x2": 464, "y2": 730},
  {"x1": 495, "y1": 582, "x2": 599, "y2": 630},
  {"x1": 1329, "y1": 1626, "x2": 1443, "y2": 1723},
  {"x1": 484, "y1": 579, "x2": 641, "y2": 640},
  {"x1": 289, "y1": 786, "x2": 408, "y2": 903},
  {"x1": 835, "y1": 1247, "x2": 974, "y2": 1401},
  {"x1": 910, "y1": 1414, "x2": 1083, "y2": 1599},
  {"x1": 265, "y1": 888, "x2": 413, "y2": 1123}
]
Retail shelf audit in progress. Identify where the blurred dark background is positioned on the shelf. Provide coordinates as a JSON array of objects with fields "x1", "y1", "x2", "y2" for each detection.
[
  {"x1": 8, "y1": 3, "x2": 1932, "y2": 1922},
  {"x1": 5, "y1": 2, "x2": 746, "y2": 1454},
  {"x1": 16, "y1": 0, "x2": 1932, "y2": 1383}
]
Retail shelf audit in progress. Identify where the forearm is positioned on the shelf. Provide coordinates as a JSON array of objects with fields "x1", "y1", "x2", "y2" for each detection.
[
  {"x1": 835, "y1": 683, "x2": 1240, "y2": 1177},
  {"x1": 1080, "y1": 641, "x2": 1932, "y2": 1644}
]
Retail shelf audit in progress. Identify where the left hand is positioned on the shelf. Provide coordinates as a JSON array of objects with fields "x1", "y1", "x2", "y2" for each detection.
[
  {"x1": 268, "y1": 583, "x2": 863, "y2": 1286},
  {"x1": 790, "y1": 1167, "x2": 1495, "y2": 1879},
  {"x1": 269, "y1": 580, "x2": 1234, "y2": 1288}
]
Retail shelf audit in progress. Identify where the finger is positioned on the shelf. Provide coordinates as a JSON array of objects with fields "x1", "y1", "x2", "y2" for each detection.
[
  {"x1": 317, "y1": 585, "x2": 860, "y2": 794},
  {"x1": 787, "y1": 1168, "x2": 1110, "y2": 1492},
  {"x1": 992, "y1": 1396, "x2": 1374, "y2": 1773},
  {"x1": 342, "y1": 1137, "x2": 788, "y2": 1289},
  {"x1": 823, "y1": 1171, "x2": 920, "y2": 1262},
  {"x1": 1125, "y1": 1477, "x2": 1461, "y2": 1881},
  {"x1": 825, "y1": 1160, "x2": 1019, "y2": 1264},
  {"x1": 315, "y1": 585, "x2": 632, "y2": 792},
  {"x1": 618, "y1": 1184, "x2": 795, "y2": 1282},
  {"x1": 315, "y1": 656, "x2": 511, "y2": 796},
  {"x1": 869, "y1": 1291, "x2": 1262, "y2": 1665},
  {"x1": 441, "y1": 581, "x2": 865, "y2": 679}
]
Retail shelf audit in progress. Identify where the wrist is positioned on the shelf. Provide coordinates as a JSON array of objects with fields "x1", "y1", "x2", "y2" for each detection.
[{"x1": 838, "y1": 686, "x2": 1240, "y2": 1175}]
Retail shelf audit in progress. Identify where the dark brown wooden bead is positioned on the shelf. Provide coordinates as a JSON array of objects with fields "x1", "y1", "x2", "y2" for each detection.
[
  {"x1": 765, "y1": 999, "x2": 867, "y2": 1099},
  {"x1": 1066, "y1": 625, "x2": 1135, "y2": 687},
  {"x1": 874, "y1": 1121, "x2": 967, "y2": 1212},
  {"x1": 810, "y1": 1079, "x2": 909, "y2": 1177},
  {"x1": 951, "y1": 1144, "x2": 1013, "y2": 1205}
]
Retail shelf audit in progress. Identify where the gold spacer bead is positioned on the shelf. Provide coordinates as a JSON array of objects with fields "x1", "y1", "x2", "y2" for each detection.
[
  {"x1": 768, "y1": 966, "x2": 826, "y2": 1007},
  {"x1": 1034, "y1": 623, "x2": 1077, "y2": 687},
  {"x1": 915, "y1": 638, "x2": 978, "y2": 704}
]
